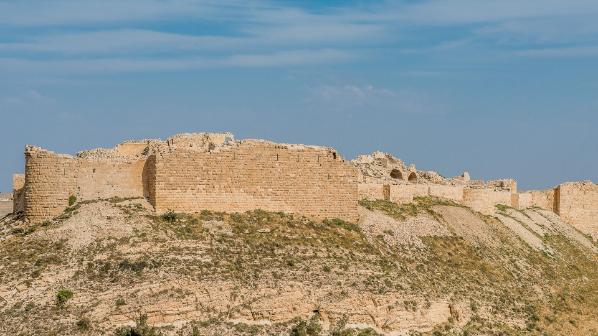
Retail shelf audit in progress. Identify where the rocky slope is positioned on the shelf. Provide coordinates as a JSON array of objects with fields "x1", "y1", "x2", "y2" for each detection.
[{"x1": 0, "y1": 197, "x2": 596, "y2": 335}]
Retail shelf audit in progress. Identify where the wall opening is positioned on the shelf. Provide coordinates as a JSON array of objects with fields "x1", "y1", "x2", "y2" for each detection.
[
  {"x1": 408, "y1": 172, "x2": 417, "y2": 182},
  {"x1": 390, "y1": 169, "x2": 403, "y2": 180}
]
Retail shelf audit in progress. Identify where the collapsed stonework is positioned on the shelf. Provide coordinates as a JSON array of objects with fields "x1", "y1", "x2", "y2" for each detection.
[
  {"x1": 9, "y1": 133, "x2": 598, "y2": 239},
  {"x1": 353, "y1": 152, "x2": 598, "y2": 239},
  {"x1": 353, "y1": 151, "x2": 518, "y2": 212}
]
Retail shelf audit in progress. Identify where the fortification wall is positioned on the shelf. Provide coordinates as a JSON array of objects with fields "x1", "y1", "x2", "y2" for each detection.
[
  {"x1": 462, "y1": 189, "x2": 512, "y2": 215},
  {"x1": 152, "y1": 140, "x2": 359, "y2": 222},
  {"x1": 511, "y1": 192, "x2": 532, "y2": 210},
  {"x1": 358, "y1": 183, "x2": 386, "y2": 201},
  {"x1": 23, "y1": 146, "x2": 151, "y2": 222},
  {"x1": 555, "y1": 182, "x2": 598, "y2": 239},
  {"x1": 24, "y1": 147, "x2": 77, "y2": 222},
  {"x1": 428, "y1": 185, "x2": 464, "y2": 202},
  {"x1": 358, "y1": 183, "x2": 464, "y2": 204},
  {"x1": 530, "y1": 189, "x2": 555, "y2": 210},
  {"x1": 75, "y1": 158, "x2": 147, "y2": 201},
  {"x1": 12, "y1": 174, "x2": 25, "y2": 213},
  {"x1": 389, "y1": 184, "x2": 429, "y2": 204}
]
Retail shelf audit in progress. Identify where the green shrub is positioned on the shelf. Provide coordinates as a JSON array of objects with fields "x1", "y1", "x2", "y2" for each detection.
[
  {"x1": 289, "y1": 316, "x2": 322, "y2": 336},
  {"x1": 56, "y1": 289, "x2": 74, "y2": 306},
  {"x1": 322, "y1": 218, "x2": 361, "y2": 232},
  {"x1": 76, "y1": 317, "x2": 91, "y2": 331},
  {"x1": 68, "y1": 195, "x2": 77, "y2": 206},
  {"x1": 114, "y1": 314, "x2": 162, "y2": 336},
  {"x1": 116, "y1": 297, "x2": 126, "y2": 306},
  {"x1": 161, "y1": 210, "x2": 179, "y2": 223}
]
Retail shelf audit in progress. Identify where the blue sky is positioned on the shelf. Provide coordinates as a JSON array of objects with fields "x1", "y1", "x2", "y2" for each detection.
[{"x1": 1, "y1": 0, "x2": 597, "y2": 191}]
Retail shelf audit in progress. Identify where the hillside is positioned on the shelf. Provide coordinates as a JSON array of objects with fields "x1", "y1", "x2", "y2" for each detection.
[{"x1": 0, "y1": 197, "x2": 596, "y2": 336}]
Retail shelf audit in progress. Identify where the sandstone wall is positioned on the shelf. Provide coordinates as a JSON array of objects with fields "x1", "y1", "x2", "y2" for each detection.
[
  {"x1": 389, "y1": 184, "x2": 429, "y2": 204},
  {"x1": 358, "y1": 183, "x2": 386, "y2": 201},
  {"x1": 555, "y1": 182, "x2": 598, "y2": 239},
  {"x1": 511, "y1": 192, "x2": 532, "y2": 210},
  {"x1": 12, "y1": 174, "x2": 25, "y2": 213},
  {"x1": 530, "y1": 189, "x2": 555, "y2": 210},
  {"x1": 152, "y1": 141, "x2": 359, "y2": 222},
  {"x1": 462, "y1": 189, "x2": 512, "y2": 215},
  {"x1": 428, "y1": 185, "x2": 464, "y2": 202},
  {"x1": 24, "y1": 147, "x2": 150, "y2": 222},
  {"x1": 24, "y1": 147, "x2": 77, "y2": 222},
  {"x1": 75, "y1": 159, "x2": 147, "y2": 201}
]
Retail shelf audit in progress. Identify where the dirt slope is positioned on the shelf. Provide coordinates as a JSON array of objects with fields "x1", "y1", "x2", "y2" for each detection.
[{"x1": 0, "y1": 197, "x2": 596, "y2": 336}]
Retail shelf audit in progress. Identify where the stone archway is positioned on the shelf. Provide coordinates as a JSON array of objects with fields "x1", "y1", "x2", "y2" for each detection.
[{"x1": 390, "y1": 169, "x2": 403, "y2": 180}]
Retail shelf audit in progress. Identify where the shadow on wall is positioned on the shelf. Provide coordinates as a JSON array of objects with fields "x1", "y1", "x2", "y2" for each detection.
[{"x1": 142, "y1": 155, "x2": 156, "y2": 205}]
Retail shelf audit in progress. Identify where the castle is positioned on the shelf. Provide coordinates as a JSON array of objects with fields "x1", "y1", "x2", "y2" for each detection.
[{"x1": 9, "y1": 132, "x2": 598, "y2": 239}]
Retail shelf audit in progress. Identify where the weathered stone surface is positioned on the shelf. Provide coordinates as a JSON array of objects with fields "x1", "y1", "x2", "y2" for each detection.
[{"x1": 18, "y1": 133, "x2": 358, "y2": 223}]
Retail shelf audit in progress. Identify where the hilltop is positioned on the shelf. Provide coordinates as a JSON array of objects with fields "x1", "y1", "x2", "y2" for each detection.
[{"x1": 0, "y1": 197, "x2": 596, "y2": 335}]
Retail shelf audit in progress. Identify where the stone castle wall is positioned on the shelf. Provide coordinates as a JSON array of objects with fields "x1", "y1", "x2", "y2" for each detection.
[
  {"x1": 11, "y1": 133, "x2": 598, "y2": 238},
  {"x1": 18, "y1": 134, "x2": 358, "y2": 223},
  {"x1": 151, "y1": 140, "x2": 358, "y2": 222},
  {"x1": 389, "y1": 184, "x2": 429, "y2": 204},
  {"x1": 75, "y1": 158, "x2": 147, "y2": 201},
  {"x1": 23, "y1": 146, "x2": 153, "y2": 223},
  {"x1": 462, "y1": 189, "x2": 512, "y2": 214},
  {"x1": 555, "y1": 182, "x2": 598, "y2": 239},
  {"x1": 530, "y1": 189, "x2": 555, "y2": 210}
]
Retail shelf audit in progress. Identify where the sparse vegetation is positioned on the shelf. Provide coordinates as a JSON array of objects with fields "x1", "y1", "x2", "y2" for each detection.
[
  {"x1": 114, "y1": 314, "x2": 162, "y2": 336},
  {"x1": 0, "y1": 199, "x2": 596, "y2": 335},
  {"x1": 359, "y1": 196, "x2": 458, "y2": 220},
  {"x1": 69, "y1": 195, "x2": 77, "y2": 206},
  {"x1": 56, "y1": 289, "x2": 74, "y2": 306},
  {"x1": 76, "y1": 317, "x2": 92, "y2": 331}
]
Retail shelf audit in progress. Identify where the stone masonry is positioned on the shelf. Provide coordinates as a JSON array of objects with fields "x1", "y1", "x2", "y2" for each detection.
[
  {"x1": 17, "y1": 133, "x2": 358, "y2": 223},
  {"x1": 9, "y1": 132, "x2": 598, "y2": 239}
]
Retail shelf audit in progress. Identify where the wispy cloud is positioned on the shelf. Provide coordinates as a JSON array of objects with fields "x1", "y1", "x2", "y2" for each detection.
[
  {"x1": 0, "y1": 49, "x2": 356, "y2": 74},
  {"x1": 306, "y1": 84, "x2": 448, "y2": 115},
  {"x1": 514, "y1": 46, "x2": 598, "y2": 58},
  {"x1": 0, "y1": 0, "x2": 225, "y2": 26},
  {"x1": 1, "y1": 0, "x2": 598, "y2": 76}
]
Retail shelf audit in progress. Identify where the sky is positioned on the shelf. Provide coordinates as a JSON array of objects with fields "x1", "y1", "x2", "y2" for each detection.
[{"x1": 1, "y1": 0, "x2": 597, "y2": 191}]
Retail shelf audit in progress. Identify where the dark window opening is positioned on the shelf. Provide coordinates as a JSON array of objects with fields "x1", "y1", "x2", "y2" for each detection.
[{"x1": 408, "y1": 172, "x2": 418, "y2": 182}]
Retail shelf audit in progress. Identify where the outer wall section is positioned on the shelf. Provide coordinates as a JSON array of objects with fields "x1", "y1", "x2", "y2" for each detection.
[
  {"x1": 556, "y1": 182, "x2": 598, "y2": 240},
  {"x1": 152, "y1": 142, "x2": 359, "y2": 222}
]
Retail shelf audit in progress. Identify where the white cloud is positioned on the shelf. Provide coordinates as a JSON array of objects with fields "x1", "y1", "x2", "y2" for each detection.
[
  {"x1": 378, "y1": 0, "x2": 598, "y2": 25},
  {"x1": 0, "y1": 49, "x2": 356, "y2": 74},
  {"x1": 1, "y1": 0, "x2": 598, "y2": 77},
  {"x1": 0, "y1": 0, "x2": 224, "y2": 26},
  {"x1": 514, "y1": 46, "x2": 598, "y2": 58},
  {"x1": 0, "y1": 89, "x2": 48, "y2": 107},
  {"x1": 0, "y1": 22, "x2": 385, "y2": 55},
  {"x1": 307, "y1": 84, "x2": 447, "y2": 115}
]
